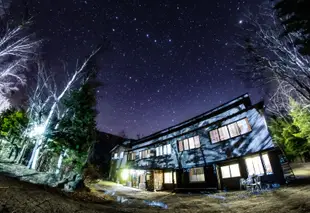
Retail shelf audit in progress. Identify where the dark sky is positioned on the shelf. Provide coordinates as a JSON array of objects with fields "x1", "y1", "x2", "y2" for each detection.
[{"x1": 13, "y1": 0, "x2": 264, "y2": 138}]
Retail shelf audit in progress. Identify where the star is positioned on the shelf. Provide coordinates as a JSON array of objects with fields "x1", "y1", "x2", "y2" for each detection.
[{"x1": 21, "y1": 0, "x2": 263, "y2": 139}]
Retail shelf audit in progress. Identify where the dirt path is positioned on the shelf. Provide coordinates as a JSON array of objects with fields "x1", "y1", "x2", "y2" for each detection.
[
  {"x1": 93, "y1": 180, "x2": 310, "y2": 213},
  {"x1": 1, "y1": 172, "x2": 310, "y2": 213},
  {"x1": 93, "y1": 181, "x2": 170, "y2": 209}
]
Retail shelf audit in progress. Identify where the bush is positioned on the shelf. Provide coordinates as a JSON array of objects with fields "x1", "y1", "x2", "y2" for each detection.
[{"x1": 82, "y1": 163, "x2": 101, "y2": 184}]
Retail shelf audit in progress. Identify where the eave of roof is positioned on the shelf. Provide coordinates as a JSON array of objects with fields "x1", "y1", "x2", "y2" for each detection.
[{"x1": 132, "y1": 93, "x2": 251, "y2": 145}]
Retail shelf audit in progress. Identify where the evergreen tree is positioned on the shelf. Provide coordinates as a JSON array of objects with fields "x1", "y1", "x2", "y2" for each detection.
[
  {"x1": 275, "y1": 0, "x2": 310, "y2": 55},
  {"x1": 289, "y1": 100, "x2": 310, "y2": 149},
  {"x1": 269, "y1": 100, "x2": 310, "y2": 161},
  {"x1": 0, "y1": 108, "x2": 29, "y2": 160},
  {"x1": 0, "y1": 108, "x2": 28, "y2": 141},
  {"x1": 49, "y1": 64, "x2": 100, "y2": 173}
]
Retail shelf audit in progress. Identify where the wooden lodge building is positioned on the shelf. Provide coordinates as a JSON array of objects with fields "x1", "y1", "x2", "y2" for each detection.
[{"x1": 109, "y1": 94, "x2": 288, "y2": 191}]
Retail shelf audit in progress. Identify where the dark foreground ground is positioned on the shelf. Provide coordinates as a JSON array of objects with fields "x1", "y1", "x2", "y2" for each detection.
[{"x1": 1, "y1": 174, "x2": 310, "y2": 213}]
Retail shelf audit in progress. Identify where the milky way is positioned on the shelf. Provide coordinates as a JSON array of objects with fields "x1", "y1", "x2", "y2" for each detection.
[{"x1": 12, "y1": 0, "x2": 264, "y2": 138}]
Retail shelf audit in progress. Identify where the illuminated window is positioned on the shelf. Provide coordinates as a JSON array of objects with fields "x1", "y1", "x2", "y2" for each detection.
[
  {"x1": 218, "y1": 126, "x2": 230, "y2": 141},
  {"x1": 156, "y1": 146, "x2": 162, "y2": 156},
  {"x1": 166, "y1": 144, "x2": 172, "y2": 154},
  {"x1": 210, "y1": 129, "x2": 220, "y2": 143},
  {"x1": 164, "y1": 172, "x2": 176, "y2": 184},
  {"x1": 128, "y1": 152, "x2": 136, "y2": 161},
  {"x1": 178, "y1": 140, "x2": 183, "y2": 152},
  {"x1": 237, "y1": 118, "x2": 252, "y2": 134},
  {"x1": 189, "y1": 167, "x2": 205, "y2": 182},
  {"x1": 246, "y1": 154, "x2": 273, "y2": 176},
  {"x1": 221, "y1": 166, "x2": 231, "y2": 178},
  {"x1": 140, "y1": 149, "x2": 150, "y2": 159},
  {"x1": 262, "y1": 154, "x2": 273, "y2": 174},
  {"x1": 229, "y1": 164, "x2": 241, "y2": 177},
  {"x1": 245, "y1": 155, "x2": 265, "y2": 176},
  {"x1": 209, "y1": 118, "x2": 251, "y2": 143},
  {"x1": 189, "y1": 137, "x2": 195, "y2": 149},
  {"x1": 113, "y1": 153, "x2": 118, "y2": 159},
  {"x1": 156, "y1": 144, "x2": 171, "y2": 156},
  {"x1": 183, "y1": 138, "x2": 189, "y2": 150},
  {"x1": 119, "y1": 152, "x2": 124, "y2": 159},
  {"x1": 194, "y1": 136, "x2": 200, "y2": 148},
  {"x1": 227, "y1": 123, "x2": 240, "y2": 138},
  {"x1": 178, "y1": 136, "x2": 201, "y2": 152},
  {"x1": 220, "y1": 164, "x2": 241, "y2": 179}
]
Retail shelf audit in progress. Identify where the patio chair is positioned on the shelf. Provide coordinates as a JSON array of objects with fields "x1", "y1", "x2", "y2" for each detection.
[
  {"x1": 244, "y1": 175, "x2": 262, "y2": 192},
  {"x1": 239, "y1": 178, "x2": 247, "y2": 190}
]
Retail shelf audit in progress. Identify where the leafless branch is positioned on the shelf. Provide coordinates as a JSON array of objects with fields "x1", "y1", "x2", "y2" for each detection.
[
  {"x1": 236, "y1": 3, "x2": 310, "y2": 116},
  {"x1": 0, "y1": 22, "x2": 40, "y2": 111}
]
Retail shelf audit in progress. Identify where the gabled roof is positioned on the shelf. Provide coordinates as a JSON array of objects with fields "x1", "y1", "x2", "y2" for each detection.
[
  {"x1": 110, "y1": 139, "x2": 135, "y2": 153},
  {"x1": 132, "y1": 93, "x2": 251, "y2": 145},
  {"x1": 109, "y1": 144, "x2": 120, "y2": 153}
]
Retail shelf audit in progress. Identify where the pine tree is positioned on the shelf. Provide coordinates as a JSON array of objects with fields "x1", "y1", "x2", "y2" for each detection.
[{"x1": 275, "y1": 0, "x2": 310, "y2": 55}]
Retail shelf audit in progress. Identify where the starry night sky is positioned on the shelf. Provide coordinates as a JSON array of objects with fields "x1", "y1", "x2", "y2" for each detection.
[{"x1": 12, "y1": 0, "x2": 264, "y2": 138}]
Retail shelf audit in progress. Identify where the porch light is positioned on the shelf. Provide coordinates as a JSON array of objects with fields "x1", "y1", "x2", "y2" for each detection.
[{"x1": 121, "y1": 169, "x2": 130, "y2": 180}]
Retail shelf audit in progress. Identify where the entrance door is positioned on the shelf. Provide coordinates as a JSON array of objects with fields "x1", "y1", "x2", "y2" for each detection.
[
  {"x1": 153, "y1": 170, "x2": 164, "y2": 190},
  {"x1": 146, "y1": 172, "x2": 154, "y2": 191}
]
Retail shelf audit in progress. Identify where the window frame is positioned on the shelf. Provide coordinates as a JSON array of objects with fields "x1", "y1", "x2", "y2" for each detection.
[
  {"x1": 127, "y1": 151, "x2": 136, "y2": 161},
  {"x1": 209, "y1": 117, "x2": 252, "y2": 144},
  {"x1": 113, "y1": 153, "x2": 118, "y2": 159},
  {"x1": 156, "y1": 144, "x2": 172, "y2": 156},
  {"x1": 140, "y1": 149, "x2": 150, "y2": 159},
  {"x1": 178, "y1": 135, "x2": 201, "y2": 152},
  {"x1": 220, "y1": 163, "x2": 241, "y2": 179},
  {"x1": 119, "y1": 152, "x2": 124, "y2": 159},
  {"x1": 189, "y1": 167, "x2": 205, "y2": 183},
  {"x1": 245, "y1": 153, "x2": 273, "y2": 176}
]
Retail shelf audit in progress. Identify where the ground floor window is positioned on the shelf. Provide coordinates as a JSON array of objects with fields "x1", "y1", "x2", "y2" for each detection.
[
  {"x1": 245, "y1": 153, "x2": 273, "y2": 176},
  {"x1": 189, "y1": 167, "x2": 205, "y2": 182},
  {"x1": 262, "y1": 153, "x2": 273, "y2": 174},
  {"x1": 221, "y1": 163, "x2": 241, "y2": 179},
  {"x1": 164, "y1": 171, "x2": 177, "y2": 184}
]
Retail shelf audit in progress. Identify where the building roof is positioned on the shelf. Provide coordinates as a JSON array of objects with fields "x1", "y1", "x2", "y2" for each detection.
[{"x1": 131, "y1": 93, "x2": 252, "y2": 145}]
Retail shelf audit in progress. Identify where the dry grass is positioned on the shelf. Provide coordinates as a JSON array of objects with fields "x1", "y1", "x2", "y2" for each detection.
[
  {"x1": 91, "y1": 179, "x2": 310, "y2": 213},
  {"x1": 1, "y1": 173, "x2": 310, "y2": 213},
  {"x1": 291, "y1": 162, "x2": 310, "y2": 178},
  {"x1": 0, "y1": 175, "x2": 119, "y2": 213}
]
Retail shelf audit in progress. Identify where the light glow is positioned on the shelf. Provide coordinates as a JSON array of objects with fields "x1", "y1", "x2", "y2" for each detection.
[
  {"x1": 121, "y1": 169, "x2": 129, "y2": 180},
  {"x1": 28, "y1": 124, "x2": 45, "y2": 137}
]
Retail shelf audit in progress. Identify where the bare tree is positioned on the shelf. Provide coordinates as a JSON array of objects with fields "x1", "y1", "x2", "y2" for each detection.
[
  {"x1": 236, "y1": 3, "x2": 310, "y2": 116},
  {"x1": 26, "y1": 48, "x2": 101, "y2": 170},
  {"x1": 0, "y1": 23, "x2": 39, "y2": 112},
  {"x1": 0, "y1": 93, "x2": 10, "y2": 111},
  {"x1": 0, "y1": 0, "x2": 10, "y2": 18}
]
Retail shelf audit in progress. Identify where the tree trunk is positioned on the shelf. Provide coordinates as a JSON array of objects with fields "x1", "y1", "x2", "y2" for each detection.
[
  {"x1": 56, "y1": 150, "x2": 66, "y2": 175},
  {"x1": 16, "y1": 143, "x2": 27, "y2": 164},
  {"x1": 27, "y1": 140, "x2": 41, "y2": 169},
  {"x1": 37, "y1": 150, "x2": 48, "y2": 172}
]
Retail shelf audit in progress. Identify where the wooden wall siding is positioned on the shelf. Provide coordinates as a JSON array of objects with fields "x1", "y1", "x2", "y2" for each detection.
[
  {"x1": 111, "y1": 146, "x2": 128, "y2": 170},
  {"x1": 132, "y1": 94, "x2": 250, "y2": 147},
  {"x1": 129, "y1": 107, "x2": 274, "y2": 170},
  {"x1": 132, "y1": 103, "x2": 246, "y2": 150}
]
